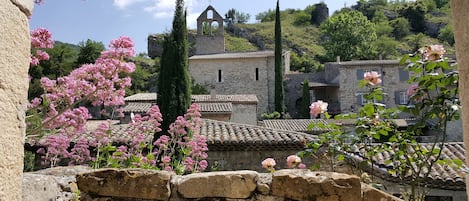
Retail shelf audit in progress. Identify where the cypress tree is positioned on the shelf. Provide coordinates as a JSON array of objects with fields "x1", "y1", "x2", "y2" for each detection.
[
  {"x1": 157, "y1": 0, "x2": 192, "y2": 138},
  {"x1": 274, "y1": 0, "x2": 285, "y2": 116},
  {"x1": 300, "y1": 78, "x2": 311, "y2": 118}
]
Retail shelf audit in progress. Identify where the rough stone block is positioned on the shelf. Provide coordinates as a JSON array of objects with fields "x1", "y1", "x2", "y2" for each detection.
[
  {"x1": 362, "y1": 184, "x2": 403, "y2": 201},
  {"x1": 22, "y1": 173, "x2": 61, "y2": 201},
  {"x1": 272, "y1": 169, "x2": 361, "y2": 201},
  {"x1": 77, "y1": 168, "x2": 172, "y2": 200},
  {"x1": 176, "y1": 170, "x2": 258, "y2": 199}
]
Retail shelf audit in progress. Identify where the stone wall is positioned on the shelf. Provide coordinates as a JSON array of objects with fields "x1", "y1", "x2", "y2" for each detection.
[
  {"x1": 23, "y1": 167, "x2": 402, "y2": 201},
  {"x1": 325, "y1": 61, "x2": 411, "y2": 113},
  {"x1": 231, "y1": 103, "x2": 257, "y2": 125},
  {"x1": 189, "y1": 55, "x2": 275, "y2": 117},
  {"x1": 1, "y1": 0, "x2": 32, "y2": 200}
]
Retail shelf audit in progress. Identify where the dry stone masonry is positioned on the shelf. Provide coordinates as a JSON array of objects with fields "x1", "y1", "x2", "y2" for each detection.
[{"x1": 22, "y1": 166, "x2": 403, "y2": 201}]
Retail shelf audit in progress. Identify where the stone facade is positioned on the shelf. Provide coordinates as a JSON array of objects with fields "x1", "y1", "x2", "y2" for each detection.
[
  {"x1": 190, "y1": 51, "x2": 285, "y2": 117},
  {"x1": 1, "y1": 1, "x2": 32, "y2": 200},
  {"x1": 324, "y1": 60, "x2": 411, "y2": 113}
]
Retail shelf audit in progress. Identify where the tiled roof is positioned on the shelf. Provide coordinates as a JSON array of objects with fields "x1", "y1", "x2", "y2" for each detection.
[
  {"x1": 123, "y1": 102, "x2": 232, "y2": 114},
  {"x1": 198, "y1": 102, "x2": 232, "y2": 113},
  {"x1": 262, "y1": 119, "x2": 330, "y2": 134},
  {"x1": 192, "y1": 94, "x2": 258, "y2": 104},
  {"x1": 201, "y1": 119, "x2": 317, "y2": 151},
  {"x1": 347, "y1": 142, "x2": 467, "y2": 190},
  {"x1": 123, "y1": 93, "x2": 258, "y2": 104},
  {"x1": 123, "y1": 102, "x2": 153, "y2": 113},
  {"x1": 189, "y1": 51, "x2": 274, "y2": 60},
  {"x1": 326, "y1": 60, "x2": 401, "y2": 66},
  {"x1": 124, "y1": 93, "x2": 157, "y2": 102}
]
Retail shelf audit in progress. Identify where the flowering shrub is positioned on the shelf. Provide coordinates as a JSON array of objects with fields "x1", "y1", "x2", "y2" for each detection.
[
  {"x1": 298, "y1": 44, "x2": 460, "y2": 201},
  {"x1": 27, "y1": 27, "x2": 208, "y2": 174},
  {"x1": 309, "y1": 100, "x2": 328, "y2": 118}
]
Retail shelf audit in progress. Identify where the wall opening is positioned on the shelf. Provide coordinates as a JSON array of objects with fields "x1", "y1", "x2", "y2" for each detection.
[
  {"x1": 255, "y1": 68, "x2": 259, "y2": 80},
  {"x1": 207, "y1": 10, "x2": 213, "y2": 19},
  {"x1": 218, "y1": 69, "x2": 223, "y2": 82},
  {"x1": 211, "y1": 21, "x2": 219, "y2": 35}
]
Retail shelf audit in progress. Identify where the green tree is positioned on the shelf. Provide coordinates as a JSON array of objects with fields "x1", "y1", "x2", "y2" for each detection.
[
  {"x1": 76, "y1": 39, "x2": 105, "y2": 65},
  {"x1": 225, "y1": 8, "x2": 251, "y2": 24},
  {"x1": 438, "y1": 24, "x2": 454, "y2": 45},
  {"x1": 274, "y1": 0, "x2": 285, "y2": 116},
  {"x1": 157, "y1": 0, "x2": 192, "y2": 136},
  {"x1": 390, "y1": 17, "x2": 411, "y2": 39},
  {"x1": 300, "y1": 79, "x2": 311, "y2": 118},
  {"x1": 320, "y1": 10, "x2": 377, "y2": 61},
  {"x1": 255, "y1": 9, "x2": 275, "y2": 22},
  {"x1": 29, "y1": 42, "x2": 78, "y2": 99},
  {"x1": 400, "y1": 1, "x2": 427, "y2": 33}
]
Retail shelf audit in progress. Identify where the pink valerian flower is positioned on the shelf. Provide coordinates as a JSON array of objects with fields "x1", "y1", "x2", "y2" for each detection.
[
  {"x1": 101, "y1": 36, "x2": 136, "y2": 59},
  {"x1": 310, "y1": 100, "x2": 328, "y2": 117},
  {"x1": 286, "y1": 155, "x2": 302, "y2": 168},
  {"x1": 262, "y1": 158, "x2": 276, "y2": 172},
  {"x1": 90, "y1": 122, "x2": 111, "y2": 147},
  {"x1": 420, "y1": 45, "x2": 446, "y2": 61},
  {"x1": 33, "y1": 36, "x2": 135, "y2": 138},
  {"x1": 69, "y1": 137, "x2": 92, "y2": 165},
  {"x1": 37, "y1": 134, "x2": 71, "y2": 167},
  {"x1": 364, "y1": 71, "x2": 382, "y2": 86},
  {"x1": 30, "y1": 28, "x2": 54, "y2": 49},
  {"x1": 36, "y1": 50, "x2": 50, "y2": 60}
]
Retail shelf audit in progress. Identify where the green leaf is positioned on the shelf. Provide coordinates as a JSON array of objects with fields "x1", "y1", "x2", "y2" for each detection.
[{"x1": 337, "y1": 154, "x2": 345, "y2": 161}]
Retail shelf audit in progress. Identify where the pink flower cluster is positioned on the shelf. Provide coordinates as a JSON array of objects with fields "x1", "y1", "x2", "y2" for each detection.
[
  {"x1": 364, "y1": 71, "x2": 382, "y2": 86},
  {"x1": 310, "y1": 100, "x2": 328, "y2": 118},
  {"x1": 31, "y1": 36, "x2": 135, "y2": 139},
  {"x1": 30, "y1": 28, "x2": 54, "y2": 66}
]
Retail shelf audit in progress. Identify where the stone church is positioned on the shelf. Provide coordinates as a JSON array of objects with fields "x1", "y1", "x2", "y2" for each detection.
[{"x1": 189, "y1": 5, "x2": 290, "y2": 118}]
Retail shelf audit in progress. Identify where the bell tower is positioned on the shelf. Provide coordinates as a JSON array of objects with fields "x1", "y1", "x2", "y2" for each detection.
[{"x1": 195, "y1": 5, "x2": 225, "y2": 55}]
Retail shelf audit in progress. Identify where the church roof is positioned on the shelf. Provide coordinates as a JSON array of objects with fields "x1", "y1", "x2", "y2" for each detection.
[{"x1": 189, "y1": 51, "x2": 274, "y2": 60}]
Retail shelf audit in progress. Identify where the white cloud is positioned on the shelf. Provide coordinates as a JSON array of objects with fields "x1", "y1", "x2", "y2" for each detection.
[
  {"x1": 144, "y1": 0, "x2": 201, "y2": 22},
  {"x1": 113, "y1": 0, "x2": 148, "y2": 9}
]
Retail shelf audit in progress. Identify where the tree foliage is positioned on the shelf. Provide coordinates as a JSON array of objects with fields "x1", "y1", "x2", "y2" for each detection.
[
  {"x1": 76, "y1": 39, "x2": 105, "y2": 65},
  {"x1": 225, "y1": 8, "x2": 250, "y2": 24},
  {"x1": 274, "y1": 0, "x2": 285, "y2": 115},
  {"x1": 300, "y1": 79, "x2": 311, "y2": 118},
  {"x1": 157, "y1": 0, "x2": 192, "y2": 136},
  {"x1": 320, "y1": 10, "x2": 377, "y2": 61}
]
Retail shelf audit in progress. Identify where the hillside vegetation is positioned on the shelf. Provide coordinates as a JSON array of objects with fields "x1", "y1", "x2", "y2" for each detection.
[{"x1": 223, "y1": 0, "x2": 453, "y2": 72}]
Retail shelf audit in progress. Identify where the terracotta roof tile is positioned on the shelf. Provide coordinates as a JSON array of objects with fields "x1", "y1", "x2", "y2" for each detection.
[
  {"x1": 201, "y1": 119, "x2": 317, "y2": 151},
  {"x1": 189, "y1": 51, "x2": 274, "y2": 60},
  {"x1": 192, "y1": 94, "x2": 258, "y2": 104},
  {"x1": 198, "y1": 102, "x2": 232, "y2": 113},
  {"x1": 262, "y1": 119, "x2": 330, "y2": 134},
  {"x1": 123, "y1": 93, "x2": 258, "y2": 104},
  {"x1": 123, "y1": 102, "x2": 154, "y2": 113},
  {"x1": 347, "y1": 142, "x2": 467, "y2": 190},
  {"x1": 124, "y1": 93, "x2": 157, "y2": 102}
]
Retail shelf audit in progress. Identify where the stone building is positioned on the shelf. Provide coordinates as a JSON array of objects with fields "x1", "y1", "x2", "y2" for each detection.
[
  {"x1": 315, "y1": 60, "x2": 412, "y2": 113},
  {"x1": 122, "y1": 93, "x2": 258, "y2": 125},
  {"x1": 189, "y1": 5, "x2": 290, "y2": 118}
]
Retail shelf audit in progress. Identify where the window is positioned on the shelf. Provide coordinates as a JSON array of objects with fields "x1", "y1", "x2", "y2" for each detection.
[
  {"x1": 399, "y1": 67, "x2": 409, "y2": 82},
  {"x1": 255, "y1": 68, "x2": 259, "y2": 81},
  {"x1": 356, "y1": 69, "x2": 365, "y2": 80},
  {"x1": 395, "y1": 91, "x2": 408, "y2": 105},
  {"x1": 217, "y1": 69, "x2": 223, "y2": 82}
]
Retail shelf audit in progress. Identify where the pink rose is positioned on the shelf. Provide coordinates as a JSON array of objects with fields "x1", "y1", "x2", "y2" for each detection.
[
  {"x1": 286, "y1": 155, "x2": 302, "y2": 168},
  {"x1": 262, "y1": 158, "x2": 276, "y2": 171},
  {"x1": 364, "y1": 71, "x2": 382, "y2": 86},
  {"x1": 310, "y1": 100, "x2": 328, "y2": 117}
]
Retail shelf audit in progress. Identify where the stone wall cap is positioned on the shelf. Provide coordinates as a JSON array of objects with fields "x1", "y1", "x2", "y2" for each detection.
[{"x1": 10, "y1": 0, "x2": 34, "y2": 16}]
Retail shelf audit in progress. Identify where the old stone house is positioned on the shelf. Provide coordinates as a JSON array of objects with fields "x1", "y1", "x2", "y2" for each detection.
[
  {"x1": 122, "y1": 92, "x2": 258, "y2": 125},
  {"x1": 188, "y1": 5, "x2": 290, "y2": 118}
]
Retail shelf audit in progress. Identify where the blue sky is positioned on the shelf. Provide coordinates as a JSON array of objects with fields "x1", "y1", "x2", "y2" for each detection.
[{"x1": 30, "y1": 0, "x2": 358, "y2": 54}]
